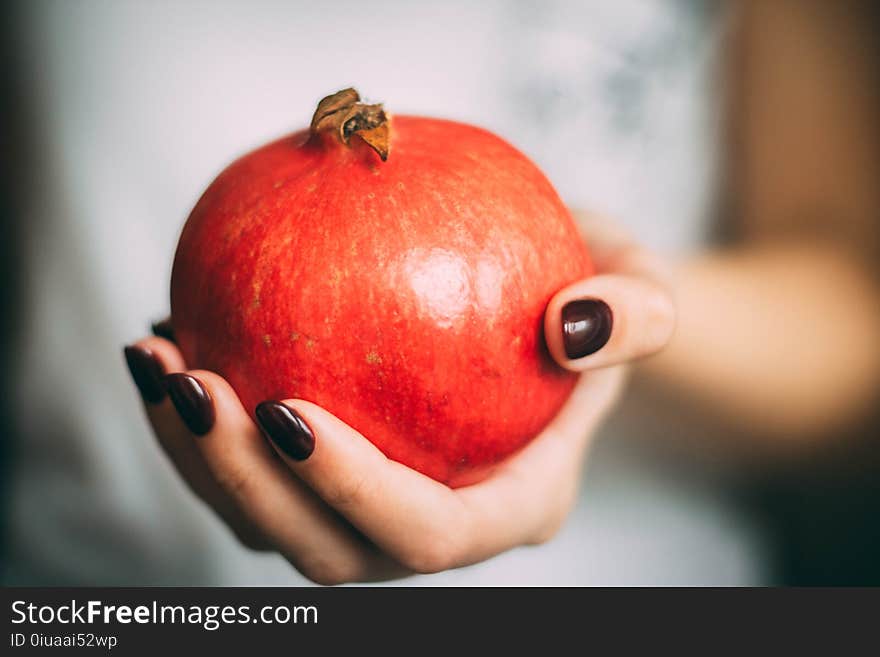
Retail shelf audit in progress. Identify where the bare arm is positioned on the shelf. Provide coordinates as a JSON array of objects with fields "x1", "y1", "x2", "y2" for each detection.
[{"x1": 643, "y1": 0, "x2": 880, "y2": 443}]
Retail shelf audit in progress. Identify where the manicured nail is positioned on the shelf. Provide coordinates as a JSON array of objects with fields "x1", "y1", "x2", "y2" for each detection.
[
  {"x1": 255, "y1": 401, "x2": 315, "y2": 461},
  {"x1": 151, "y1": 318, "x2": 175, "y2": 342},
  {"x1": 124, "y1": 345, "x2": 166, "y2": 404},
  {"x1": 562, "y1": 299, "x2": 613, "y2": 359},
  {"x1": 164, "y1": 373, "x2": 215, "y2": 435}
]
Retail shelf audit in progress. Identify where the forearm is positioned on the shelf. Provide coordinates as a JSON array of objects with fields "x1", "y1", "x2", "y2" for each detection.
[
  {"x1": 650, "y1": 0, "x2": 880, "y2": 445},
  {"x1": 641, "y1": 241, "x2": 880, "y2": 441}
]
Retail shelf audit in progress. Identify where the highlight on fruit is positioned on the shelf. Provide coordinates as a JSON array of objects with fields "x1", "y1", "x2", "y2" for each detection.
[{"x1": 170, "y1": 87, "x2": 592, "y2": 487}]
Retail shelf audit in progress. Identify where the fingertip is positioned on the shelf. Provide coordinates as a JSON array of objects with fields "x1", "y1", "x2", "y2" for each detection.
[
  {"x1": 124, "y1": 343, "x2": 167, "y2": 404},
  {"x1": 124, "y1": 336, "x2": 187, "y2": 406},
  {"x1": 254, "y1": 400, "x2": 316, "y2": 462},
  {"x1": 184, "y1": 369, "x2": 257, "y2": 432},
  {"x1": 261, "y1": 399, "x2": 388, "y2": 473},
  {"x1": 163, "y1": 372, "x2": 216, "y2": 436},
  {"x1": 166, "y1": 370, "x2": 275, "y2": 494},
  {"x1": 151, "y1": 317, "x2": 175, "y2": 342},
  {"x1": 561, "y1": 298, "x2": 614, "y2": 361},
  {"x1": 545, "y1": 273, "x2": 676, "y2": 370},
  {"x1": 158, "y1": 368, "x2": 253, "y2": 439},
  {"x1": 544, "y1": 281, "x2": 614, "y2": 372},
  {"x1": 130, "y1": 335, "x2": 187, "y2": 373}
]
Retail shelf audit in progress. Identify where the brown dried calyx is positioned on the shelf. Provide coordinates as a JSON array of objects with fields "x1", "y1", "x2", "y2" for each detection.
[{"x1": 310, "y1": 88, "x2": 390, "y2": 161}]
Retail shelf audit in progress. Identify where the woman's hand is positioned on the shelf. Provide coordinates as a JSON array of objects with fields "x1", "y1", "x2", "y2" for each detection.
[{"x1": 124, "y1": 213, "x2": 674, "y2": 584}]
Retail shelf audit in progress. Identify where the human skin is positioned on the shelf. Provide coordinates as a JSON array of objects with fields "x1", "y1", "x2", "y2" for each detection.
[
  {"x1": 170, "y1": 115, "x2": 593, "y2": 487},
  {"x1": 641, "y1": 0, "x2": 880, "y2": 449},
  {"x1": 127, "y1": 215, "x2": 674, "y2": 584},
  {"x1": 126, "y1": 0, "x2": 880, "y2": 584}
]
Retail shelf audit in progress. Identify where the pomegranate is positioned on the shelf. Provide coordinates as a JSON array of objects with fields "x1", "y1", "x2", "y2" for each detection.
[{"x1": 171, "y1": 88, "x2": 592, "y2": 486}]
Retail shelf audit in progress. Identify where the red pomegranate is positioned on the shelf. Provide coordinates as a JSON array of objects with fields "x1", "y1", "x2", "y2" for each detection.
[{"x1": 171, "y1": 88, "x2": 592, "y2": 486}]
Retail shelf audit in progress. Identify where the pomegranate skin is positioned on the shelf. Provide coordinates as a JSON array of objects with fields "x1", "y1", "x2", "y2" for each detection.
[{"x1": 171, "y1": 116, "x2": 592, "y2": 487}]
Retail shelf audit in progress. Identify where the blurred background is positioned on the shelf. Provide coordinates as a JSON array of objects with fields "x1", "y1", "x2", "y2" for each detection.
[{"x1": 1, "y1": 0, "x2": 878, "y2": 585}]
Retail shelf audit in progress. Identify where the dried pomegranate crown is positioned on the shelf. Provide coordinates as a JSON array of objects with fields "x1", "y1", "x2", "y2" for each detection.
[{"x1": 309, "y1": 88, "x2": 390, "y2": 161}]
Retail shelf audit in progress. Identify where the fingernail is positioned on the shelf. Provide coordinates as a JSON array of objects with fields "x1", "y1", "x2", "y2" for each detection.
[
  {"x1": 562, "y1": 299, "x2": 613, "y2": 359},
  {"x1": 151, "y1": 318, "x2": 175, "y2": 342},
  {"x1": 124, "y1": 345, "x2": 166, "y2": 404},
  {"x1": 255, "y1": 401, "x2": 315, "y2": 461},
  {"x1": 164, "y1": 373, "x2": 215, "y2": 435}
]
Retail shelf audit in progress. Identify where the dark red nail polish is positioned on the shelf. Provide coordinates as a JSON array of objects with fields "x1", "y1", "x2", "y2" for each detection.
[
  {"x1": 124, "y1": 345, "x2": 166, "y2": 404},
  {"x1": 164, "y1": 373, "x2": 215, "y2": 436},
  {"x1": 255, "y1": 401, "x2": 315, "y2": 461},
  {"x1": 562, "y1": 299, "x2": 613, "y2": 359},
  {"x1": 151, "y1": 318, "x2": 175, "y2": 342}
]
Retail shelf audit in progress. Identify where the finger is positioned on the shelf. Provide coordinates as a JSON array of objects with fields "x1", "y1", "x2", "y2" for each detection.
[
  {"x1": 458, "y1": 366, "x2": 626, "y2": 547},
  {"x1": 167, "y1": 369, "x2": 400, "y2": 584},
  {"x1": 125, "y1": 337, "x2": 269, "y2": 550},
  {"x1": 256, "y1": 385, "x2": 621, "y2": 574},
  {"x1": 124, "y1": 336, "x2": 186, "y2": 403},
  {"x1": 549, "y1": 213, "x2": 676, "y2": 370},
  {"x1": 544, "y1": 272, "x2": 676, "y2": 371},
  {"x1": 150, "y1": 316, "x2": 175, "y2": 342},
  {"x1": 256, "y1": 398, "x2": 474, "y2": 573}
]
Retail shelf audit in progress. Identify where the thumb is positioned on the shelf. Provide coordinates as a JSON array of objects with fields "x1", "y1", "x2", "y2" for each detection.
[{"x1": 544, "y1": 273, "x2": 676, "y2": 372}]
